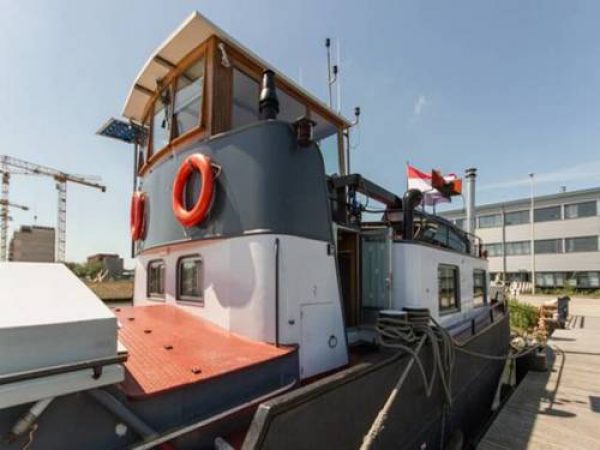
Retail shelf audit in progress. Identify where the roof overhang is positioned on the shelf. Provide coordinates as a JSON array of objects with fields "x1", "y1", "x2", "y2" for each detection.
[{"x1": 122, "y1": 11, "x2": 351, "y2": 128}]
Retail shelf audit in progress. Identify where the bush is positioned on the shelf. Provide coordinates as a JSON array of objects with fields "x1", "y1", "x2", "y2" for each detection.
[{"x1": 508, "y1": 299, "x2": 539, "y2": 333}]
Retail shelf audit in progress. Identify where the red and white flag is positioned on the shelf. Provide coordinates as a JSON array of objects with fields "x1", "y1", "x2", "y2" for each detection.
[{"x1": 407, "y1": 164, "x2": 457, "y2": 205}]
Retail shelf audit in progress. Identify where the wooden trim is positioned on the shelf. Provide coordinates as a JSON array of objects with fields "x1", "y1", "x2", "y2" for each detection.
[
  {"x1": 210, "y1": 38, "x2": 233, "y2": 134},
  {"x1": 139, "y1": 127, "x2": 208, "y2": 176}
]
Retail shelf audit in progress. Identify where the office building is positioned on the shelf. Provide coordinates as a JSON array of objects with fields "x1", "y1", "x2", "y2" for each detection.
[
  {"x1": 441, "y1": 187, "x2": 600, "y2": 288},
  {"x1": 9, "y1": 225, "x2": 55, "y2": 262}
]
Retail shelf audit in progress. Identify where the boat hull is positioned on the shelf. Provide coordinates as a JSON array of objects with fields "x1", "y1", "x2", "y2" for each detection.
[{"x1": 243, "y1": 310, "x2": 510, "y2": 450}]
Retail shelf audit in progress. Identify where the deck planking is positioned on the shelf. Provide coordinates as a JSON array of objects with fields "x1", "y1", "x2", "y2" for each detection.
[{"x1": 479, "y1": 298, "x2": 600, "y2": 450}]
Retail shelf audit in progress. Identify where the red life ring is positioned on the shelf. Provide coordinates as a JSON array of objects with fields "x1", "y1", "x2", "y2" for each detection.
[
  {"x1": 130, "y1": 191, "x2": 146, "y2": 241},
  {"x1": 172, "y1": 153, "x2": 215, "y2": 227}
]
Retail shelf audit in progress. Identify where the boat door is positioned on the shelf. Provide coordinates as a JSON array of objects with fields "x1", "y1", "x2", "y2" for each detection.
[{"x1": 361, "y1": 228, "x2": 391, "y2": 323}]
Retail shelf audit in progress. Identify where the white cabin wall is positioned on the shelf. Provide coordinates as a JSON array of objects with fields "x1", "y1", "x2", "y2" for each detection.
[
  {"x1": 392, "y1": 242, "x2": 488, "y2": 326},
  {"x1": 134, "y1": 234, "x2": 347, "y2": 379}
]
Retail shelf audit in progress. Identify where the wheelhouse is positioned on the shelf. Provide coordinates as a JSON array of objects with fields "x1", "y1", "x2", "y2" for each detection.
[{"x1": 122, "y1": 12, "x2": 351, "y2": 178}]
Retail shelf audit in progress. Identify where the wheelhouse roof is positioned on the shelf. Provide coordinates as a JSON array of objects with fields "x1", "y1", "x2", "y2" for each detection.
[{"x1": 123, "y1": 11, "x2": 352, "y2": 128}]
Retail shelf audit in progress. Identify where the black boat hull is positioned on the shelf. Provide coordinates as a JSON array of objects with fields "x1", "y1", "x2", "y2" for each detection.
[{"x1": 243, "y1": 310, "x2": 510, "y2": 450}]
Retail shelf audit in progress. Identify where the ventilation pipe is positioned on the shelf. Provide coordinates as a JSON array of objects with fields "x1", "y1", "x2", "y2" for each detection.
[
  {"x1": 259, "y1": 70, "x2": 279, "y2": 120},
  {"x1": 465, "y1": 168, "x2": 477, "y2": 237},
  {"x1": 402, "y1": 189, "x2": 423, "y2": 240}
]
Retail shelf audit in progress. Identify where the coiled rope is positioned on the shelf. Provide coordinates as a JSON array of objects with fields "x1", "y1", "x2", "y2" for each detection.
[{"x1": 361, "y1": 308, "x2": 540, "y2": 450}]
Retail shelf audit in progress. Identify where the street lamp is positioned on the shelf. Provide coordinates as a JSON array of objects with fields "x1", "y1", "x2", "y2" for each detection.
[{"x1": 529, "y1": 172, "x2": 536, "y2": 295}]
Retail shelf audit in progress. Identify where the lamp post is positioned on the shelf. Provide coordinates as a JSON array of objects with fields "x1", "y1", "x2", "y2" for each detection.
[{"x1": 529, "y1": 172, "x2": 536, "y2": 295}]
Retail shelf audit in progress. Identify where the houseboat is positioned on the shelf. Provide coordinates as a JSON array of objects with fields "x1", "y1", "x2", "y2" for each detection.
[{"x1": 0, "y1": 12, "x2": 509, "y2": 450}]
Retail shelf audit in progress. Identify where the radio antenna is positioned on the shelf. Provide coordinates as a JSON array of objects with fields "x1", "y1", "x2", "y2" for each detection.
[{"x1": 325, "y1": 38, "x2": 338, "y2": 110}]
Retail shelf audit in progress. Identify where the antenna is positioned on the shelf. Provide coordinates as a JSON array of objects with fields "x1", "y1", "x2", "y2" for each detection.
[
  {"x1": 325, "y1": 38, "x2": 333, "y2": 108},
  {"x1": 336, "y1": 38, "x2": 341, "y2": 113}
]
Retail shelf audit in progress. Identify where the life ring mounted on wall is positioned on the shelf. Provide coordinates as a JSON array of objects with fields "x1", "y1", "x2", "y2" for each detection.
[
  {"x1": 172, "y1": 153, "x2": 216, "y2": 227},
  {"x1": 130, "y1": 191, "x2": 146, "y2": 241}
]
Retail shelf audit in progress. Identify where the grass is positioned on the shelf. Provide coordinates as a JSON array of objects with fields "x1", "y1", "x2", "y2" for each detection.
[{"x1": 508, "y1": 299, "x2": 540, "y2": 335}]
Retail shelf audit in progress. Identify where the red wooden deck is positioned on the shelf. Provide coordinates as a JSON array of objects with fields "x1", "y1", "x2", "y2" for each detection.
[{"x1": 113, "y1": 305, "x2": 294, "y2": 398}]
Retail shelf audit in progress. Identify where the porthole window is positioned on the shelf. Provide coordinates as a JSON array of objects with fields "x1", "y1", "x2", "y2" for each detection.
[
  {"x1": 147, "y1": 259, "x2": 166, "y2": 299},
  {"x1": 177, "y1": 255, "x2": 204, "y2": 303}
]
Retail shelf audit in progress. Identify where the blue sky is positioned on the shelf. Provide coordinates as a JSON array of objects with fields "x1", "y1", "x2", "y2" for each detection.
[{"x1": 1, "y1": 1, "x2": 600, "y2": 264}]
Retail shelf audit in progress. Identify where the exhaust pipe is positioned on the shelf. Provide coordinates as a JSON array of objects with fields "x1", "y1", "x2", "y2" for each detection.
[
  {"x1": 465, "y1": 168, "x2": 477, "y2": 237},
  {"x1": 403, "y1": 189, "x2": 423, "y2": 240},
  {"x1": 259, "y1": 70, "x2": 279, "y2": 120}
]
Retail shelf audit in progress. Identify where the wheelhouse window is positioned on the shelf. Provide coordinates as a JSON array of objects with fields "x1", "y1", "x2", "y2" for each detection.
[
  {"x1": 178, "y1": 255, "x2": 204, "y2": 303},
  {"x1": 565, "y1": 201, "x2": 597, "y2": 219},
  {"x1": 147, "y1": 259, "x2": 166, "y2": 299},
  {"x1": 438, "y1": 264, "x2": 460, "y2": 313},
  {"x1": 152, "y1": 91, "x2": 170, "y2": 153},
  {"x1": 473, "y1": 269, "x2": 486, "y2": 307},
  {"x1": 172, "y1": 58, "x2": 205, "y2": 139},
  {"x1": 232, "y1": 68, "x2": 260, "y2": 129}
]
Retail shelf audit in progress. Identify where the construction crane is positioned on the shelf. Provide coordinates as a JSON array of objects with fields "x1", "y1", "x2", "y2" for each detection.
[
  {"x1": 0, "y1": 196, "x2": 29, "y2": 261},
  {"x1": 0, "y1": 155, "x2": 106, "y2": 262}
]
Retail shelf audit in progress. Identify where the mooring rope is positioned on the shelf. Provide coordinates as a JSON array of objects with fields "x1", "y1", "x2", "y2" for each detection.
[{"x1": 361, "y1": 308, "x2": 541, "y2": 449}]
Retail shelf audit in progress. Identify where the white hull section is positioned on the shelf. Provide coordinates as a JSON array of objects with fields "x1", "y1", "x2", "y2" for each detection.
[{"x1": 134, "y1": 234, "x2": 348, "y2": 379}]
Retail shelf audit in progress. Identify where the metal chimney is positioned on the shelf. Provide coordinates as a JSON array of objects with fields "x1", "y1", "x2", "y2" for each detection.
[
  {"x1": 465, "y1": 168, "x2": 477, "y2": 237},
  {"x1": 259, "y1": 70, "x2": 279, "y2": 120}
]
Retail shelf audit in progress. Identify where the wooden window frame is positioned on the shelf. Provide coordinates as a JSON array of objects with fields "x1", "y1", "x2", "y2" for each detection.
[
  {"x1": 147, "y1": 259, "x2": 166, "y2": 300},
  {"x1": 139, "y1": 41, "x2": 211, "y2": 175},
  {"x1": 438, "y1": 264, "x2": 460, "y2": 315}
]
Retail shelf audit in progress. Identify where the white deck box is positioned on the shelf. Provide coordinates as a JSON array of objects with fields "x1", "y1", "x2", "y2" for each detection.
[{"x1": 0, "y1": 262, "x2": 118, "y2": 375}]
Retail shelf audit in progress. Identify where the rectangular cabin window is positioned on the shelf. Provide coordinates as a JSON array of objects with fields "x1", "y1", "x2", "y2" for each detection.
[
  {"x1": 473, "y1": 269, "x2": 487, "y2": 307},
  {"x1": 152, "y1": 93, "x2": 170, "y2": 154},
  {"x1": 173, "y1": 58, "x2": 205, "y2": 139},
  {"x1": 147, "y1": 260, "x2": 166, "y2": 299},
  {"x1": 178, "y1": 255, "x2": 204, "y2": 303},
  {"x1": 232, "y1": 69, "x2": 260, "y2": 129},
  {"x1": 438, "y1": 264, "x2": 460, "y2": 314}
]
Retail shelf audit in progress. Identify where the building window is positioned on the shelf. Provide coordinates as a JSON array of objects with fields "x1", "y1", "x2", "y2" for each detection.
[
  {"x1": 564, "y1": 201, "x2": 597, "y2": 219},
  {"x1": 485, "y1": 243, "x2": 503, "y2": 257},
  {"x1": 565, "y1": 236, "x2": 598, "y2": 253},
  {"x1": 232, "y1": 69, "x2": 260, "y2": 129},
  {"x1": 177, "y1": 255, "x2": 204, "y2": 303},
  {"x1": 147, "y1": 260, "x2": 166, "y2": 299},
  {"x1": 473, "y1": 269, "x2": 487, "y2": 307},
  {"x1": 505, "y1": 241, "x2": 530, "y2": 256},
  {"x1": 535, "y1": 239, "x2": 562, "y2": 254},
  {"x1": 505, "y1": 210, "x2": 529, "y2": 226},
  {"x1": 534, "y1": 206, "x2": 561, "y2": 222},
  {"x1": 478, "y1": 214, "x2": 502, "y2": 229},
  {"x1": 536, "y1": 272, "x2": 565, "y2": 288},
  {"x1": 172, "y1": 58, "x2": 205, "y2": 139},
  {"x1": 438, "y1": 264, "x2": 460, "y2": 314},
  {"x1": 455, "y1": 218, "x2": 465, "y2": 230}
]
